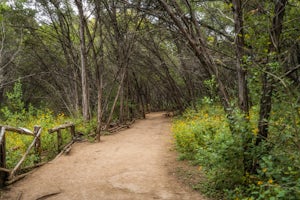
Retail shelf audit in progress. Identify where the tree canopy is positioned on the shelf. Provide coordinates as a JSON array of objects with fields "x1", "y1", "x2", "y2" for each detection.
[{"x1": 1, "y1": 0, "x2": 300, "y2": 198}]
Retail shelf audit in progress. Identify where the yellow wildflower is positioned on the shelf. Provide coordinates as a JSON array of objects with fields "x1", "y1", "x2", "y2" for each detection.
[
  {"x1": 268, "y1": 179, "x2": 273, "y2": 184},
  {"x1": 245, "y1": 34, "x2": 250, "y2": 40},
  {"x1": 257, "y1": 181, "x2": 263, "y2": 185},
  {"x1": 252, "y1": 128, "x2": 259, "y2": 136}
]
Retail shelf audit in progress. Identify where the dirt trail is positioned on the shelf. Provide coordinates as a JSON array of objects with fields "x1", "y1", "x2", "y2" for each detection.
[{"x1": 0, "y1": 113, "x2": 206, "y2": 200}]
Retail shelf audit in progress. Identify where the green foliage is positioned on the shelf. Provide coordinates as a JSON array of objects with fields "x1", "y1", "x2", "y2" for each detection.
[
  {"x1": 173, "y1": 103, "x2": 247, "y2": 195},
  {"x1": 172, "y1": 100, "x2": 300, "y2": 199},
  {"x1": 203, "y1": 76, "x2": 219, "y2": 102},
  {"x1": 1, "y1": 80, "x2": 26, "y2": 123},
  {"x1": 0, "y1": 81, "x2": 96, "y2": 169}
]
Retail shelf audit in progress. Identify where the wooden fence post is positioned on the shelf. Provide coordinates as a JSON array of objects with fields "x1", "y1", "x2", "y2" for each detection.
[
  {"x1": 57, "y1": 129, "x2": 62, "y2": 153},
  {"x1": 0, "y1": 126, "x2": 7, "y2": 187},
  {"x1": 70, "y1": 125, "x2": 75, "y2": 139},
  {"x1": 9, "y1": 127, "x2": 43, "y2": 180},
  {"x1": 34, "y1": 126, "x2": 42, "y2": 163}
]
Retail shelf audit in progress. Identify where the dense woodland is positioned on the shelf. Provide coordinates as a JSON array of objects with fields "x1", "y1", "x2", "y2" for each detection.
[{"x1": 1, "y1": 0, "x2": 300, "y2": 199}]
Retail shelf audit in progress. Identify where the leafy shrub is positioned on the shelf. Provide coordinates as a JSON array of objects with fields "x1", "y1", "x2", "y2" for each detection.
[
  {"x1": 172, "y1": 100, "x2": 300, "y2": 199},
  {"x1": 0, "y1": 81, "x2": 96, "y2": 169}
]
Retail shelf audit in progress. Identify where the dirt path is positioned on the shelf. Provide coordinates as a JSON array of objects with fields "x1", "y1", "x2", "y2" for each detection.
[{"x1": 0, "y1": 113, "x2": 207, "y2": 200}]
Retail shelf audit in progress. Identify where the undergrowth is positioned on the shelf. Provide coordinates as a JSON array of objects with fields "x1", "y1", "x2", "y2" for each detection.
[
  {"x1": 172, "y1": 99, "x2": 300, "y2": 199},
  {"x1": 0, "y1": 81, "x2": 97, "y2": 169}
]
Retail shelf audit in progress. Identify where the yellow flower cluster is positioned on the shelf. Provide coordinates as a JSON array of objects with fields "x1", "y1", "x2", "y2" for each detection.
[
  {"x1": 252, "y1": 128, "x2": 259, "y2": 136},
  {"x1": 172, "y1": 105, "x2": 231, "y2": 153},
  {"x1": 268, "y1": 179, "x2": 273, "y2": 184},
  {"x1": 4, "y1": 110, "x2": 71, "y2": 168},
  {"x1": 257, "y1": 181, "x2": 263, "y2": 185}
]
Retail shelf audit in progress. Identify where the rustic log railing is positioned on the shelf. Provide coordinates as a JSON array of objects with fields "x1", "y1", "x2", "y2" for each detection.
[
  {"x1": 48, "y1": 123, "x2": 75, "y2": 153},
  {"x1": 107, "y1": 119, "x2": 135, "y2": 133},
  {"x1": 0, "y1": 122, "x2": 76, "y2": 187}
]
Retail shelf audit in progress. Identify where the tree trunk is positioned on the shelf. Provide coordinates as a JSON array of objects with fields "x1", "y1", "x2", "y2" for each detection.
[
  {"x1": 133, "y1": 72, "x2": 146, "y2": 119},
  {"x1": 96, "y1": 76, "x2": 103, "y2": 141},
  {"x1": 73, "y1": 70, "x2": 80, "y2": 114},
  {"x1": 96, "y1": 38, "x2": 104, "y2": 141},
  {"x1": 232, "y1": 0, "x2": 253, "y2": 174},
  {"x1": 119, "y1": 78, "x2": 125, "y2": 123},
  {"x1": 0, "y1": 127, "x2": 6, "y2": 187},
  {"x1": 75, "y1": 0, "x2": 90, "y2": 121},
  {"x1": 175, "y1": 40, "x2": 196, "y2": 110},
  {"x1": 105, "y1": 68, "x2": 126, "y2": 130},
  {"x1": 257, "y1": 0, "x2": 287, "y2": 145},
  {"x1": 233, "y1": 0, "x2": 249, "y2": 114}
]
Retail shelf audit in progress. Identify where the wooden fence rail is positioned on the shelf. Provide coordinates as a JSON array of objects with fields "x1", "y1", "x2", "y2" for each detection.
[
  {"x1": 48, "y1": 123, "x2": 75, "y2": 153},
  {"x1": 0, "y1": 122, "x2": 76, "y2": 187}
]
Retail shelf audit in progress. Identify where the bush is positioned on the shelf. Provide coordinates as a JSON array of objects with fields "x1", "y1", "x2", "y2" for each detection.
[
  {"x1": 172, "y1": 100, "x2": 300, "y2": 199},
  {"x1": 0, "y1": 81, "x2": 96, "y2": 169}
]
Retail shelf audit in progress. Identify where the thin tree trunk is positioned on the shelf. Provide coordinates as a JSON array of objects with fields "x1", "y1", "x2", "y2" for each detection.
[
  {"x1": 73, "y1": 70, "x2": 80, "y2": 114},
  {"x1": 96, "y1": 35, "x2": 104, "y2": 141},
  {"x1": 125, "y1": 72, "x2": 130, "y2": 120},
  {"x1": 232, "y1": 0, "x2": 253, "y2": 174},
  {"x1": 119, "y1": 78, "x2": 125, "y2": 123},
  {"x1": 257, "y1": 0, "x2": 287, "y2": 145},
  {"x1": 233, "y1": 0, "x2": 249, "y2": 114},
  {"x1": 174, "y1": 40, "x2": 196, "y2": 110},
  {"x1": 133, "y1": 72, "x2": 146, "y2": 119},
  {"x1": 75, "y1": 0, "x2": 90, "y2": 121},
  {"x1": 96, "y1": 76, "x2": 103, "y2": 141},
  {"x1": 105, "y1": 68, "x2": 126, "y2": 130},
  {"x1": 82, "y1": 3, "x2": 104, "y2": 141}
]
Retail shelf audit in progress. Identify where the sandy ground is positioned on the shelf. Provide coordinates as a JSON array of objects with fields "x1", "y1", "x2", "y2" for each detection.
[{"x1": 0, "y1": 112, "x2": 207, "y2": 200}]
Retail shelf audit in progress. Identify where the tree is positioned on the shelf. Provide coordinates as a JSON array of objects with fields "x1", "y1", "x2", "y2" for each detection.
[
  {"x1": 74, "y1": 0, "x2": 90, "y2": 121},
  {"x1": 0, "y1": 1, "x2": 37, "y2": 106},
  {"x1": 257, "y1": 0, "x2": 288, "y2": 144},
  {"x1": 232, "y1": 0, "x2": 249, "y2": 114},
  {"x1": 35, "y1": 0, "x2": 81, "y2": 114},
  {"x1": 157, "y1": 0, "x2": 231, "y2": 109}
]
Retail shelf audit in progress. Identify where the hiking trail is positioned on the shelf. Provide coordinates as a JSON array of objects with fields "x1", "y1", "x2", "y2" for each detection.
[{"x1": 0, "y1": 113, "x2": 207, "y2": 200}]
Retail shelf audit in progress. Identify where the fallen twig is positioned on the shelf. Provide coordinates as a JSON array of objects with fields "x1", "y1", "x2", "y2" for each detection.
[
  {"x1": 18, "y1": 162, "x2": 47, "y2": 174},
  {"x1": 0, "y1": 167, "x2": 10, "y2": 173},
  {"x1": 5, "y1": 171, "x2": 33, "y2": 185},
  {"x1": 52, "y1": 140, "x2": 75, "y2": 162},
  {"x1": 17, "y1": 191, "x2": 23, "y2": 200},
  {"x1": 35, "y1": 190, "x2": 62, "y2": 200}
]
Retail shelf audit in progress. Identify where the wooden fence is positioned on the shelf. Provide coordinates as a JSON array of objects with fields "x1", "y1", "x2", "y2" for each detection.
[{"x1": 0, "y1": 123, "x2": 75, "y2": 187}]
